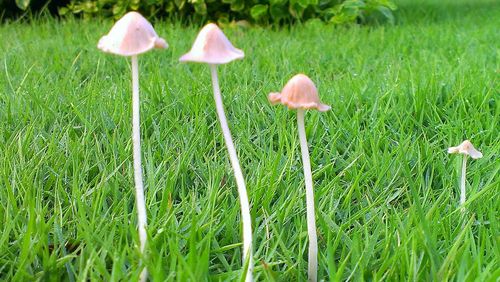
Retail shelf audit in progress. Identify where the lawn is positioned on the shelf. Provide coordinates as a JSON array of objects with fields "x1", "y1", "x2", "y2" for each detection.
[{"x1": 0, "y1": 0, "x2": 499, "y2": 280}]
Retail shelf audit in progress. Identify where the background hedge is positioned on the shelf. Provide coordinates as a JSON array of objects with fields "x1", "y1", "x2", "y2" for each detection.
[{"x1": 3, "y1": 0, "x2": 396, "y2": 24}]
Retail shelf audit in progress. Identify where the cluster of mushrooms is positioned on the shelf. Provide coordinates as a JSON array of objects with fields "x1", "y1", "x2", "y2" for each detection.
[{"x1": 97, "y1": 11, "x2": 483, "y2": 282}]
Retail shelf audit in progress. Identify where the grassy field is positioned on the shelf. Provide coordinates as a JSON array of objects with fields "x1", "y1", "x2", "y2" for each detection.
[{"x1": 0, "y1": 0, "x2": 499, "y2": 280}]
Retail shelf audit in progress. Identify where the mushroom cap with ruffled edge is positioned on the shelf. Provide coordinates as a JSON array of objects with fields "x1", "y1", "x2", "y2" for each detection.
[
  {"x1": 448, "y1": 140, "x2": 483, "y2": 159},
  {"x1": 179, "y1": 23, "x2": 244, "y2": 65},
  {"x1": 98, "y1": 11, "x2": 167, "y2": 57},
  {"x1": 268, "y1": 74, "x2": 330, "y2": 112}
]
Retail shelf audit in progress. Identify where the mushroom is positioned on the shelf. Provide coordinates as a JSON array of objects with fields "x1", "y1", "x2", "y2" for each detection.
[
  {"x1": 268, "y1": 74, "x2": 330, "y2": 282},
  {"x1": 98, "y1": 11, "x2": 167, "y2": 281},
  {"x1": 448, "y1": 140, "x2": 483, "y2": 210},
  {"x1": 179, "y1": 23, "x2": 252, "y2": 281}
]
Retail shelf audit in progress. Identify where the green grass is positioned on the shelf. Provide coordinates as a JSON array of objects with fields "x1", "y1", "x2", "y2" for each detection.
[{"x1": 0, "y1": 0, "x2": 499, "y2": 280}]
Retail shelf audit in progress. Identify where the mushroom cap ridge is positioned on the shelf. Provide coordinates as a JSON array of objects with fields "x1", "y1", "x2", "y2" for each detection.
[
  {"x1": 98, "y1": 11, "x2": 167, "y2": 57},
  {"x1": 268, "y1": 74, "x2": 330, "y2": 112},
  {"x1": 179, "y1": 23, "x2": 244, "y2": 65}
]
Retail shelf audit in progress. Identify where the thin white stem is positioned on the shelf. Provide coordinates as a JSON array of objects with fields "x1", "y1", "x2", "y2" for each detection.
[
  {"x1": 460, "y1": 155, "x2": 467, "y2": 209},
  {"x1": 209, "y1": 64, "x2": 253, "y2": 282},
  {"x1": 297, "y1": 109, "x2": 318, "y2": 282},
  {"x1": 131, "y1": 55, "x2": 148, "y2": 282}
]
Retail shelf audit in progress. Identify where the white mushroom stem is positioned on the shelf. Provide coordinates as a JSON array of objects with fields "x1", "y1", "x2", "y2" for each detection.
[
  {"x1": 131, "y1": 55, "x2": 148, "y2": 281},
  {"x1": 297, "y1": 109, "x2": 318, "y2": 282},
  {"x1": 209, "y1": 64, "x2": 253, "y2": 282},
  {"x1": 460, "y1": 154, "x2": 467, "y2": 208}
]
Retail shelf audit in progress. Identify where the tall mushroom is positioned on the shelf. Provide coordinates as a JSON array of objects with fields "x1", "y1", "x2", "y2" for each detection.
[
  {"x1": 179, "y1": 23, "x2": 253, "y2": 281},
  {"x1": 268, "y1": 74, "x2": 330, "y2": 282},
  {"x1": 98, "y1": 11, "x2": 167, "y2": 281},
  {"x1": 448, "y1": 140, "x2": 483, "y2": 211}
]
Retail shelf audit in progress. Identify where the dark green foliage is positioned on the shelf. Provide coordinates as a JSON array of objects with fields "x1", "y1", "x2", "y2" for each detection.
[
  {"x1": 1, "y1": 0, "x2": 67, "y2": 19},
  {"x1": 5, "y1": 0, "x2": 396, "y2": 24}
]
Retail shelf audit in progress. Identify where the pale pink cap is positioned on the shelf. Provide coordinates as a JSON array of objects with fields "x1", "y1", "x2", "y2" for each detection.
[
  {"x1": 268, "y1": 74, "x2": 330, "y2": 112},
  {"x1": 448, "y1": 140, "x2": 483, "y2": 159},
  {"x1": 179, "y1": 23, "x2": 244, "y2": 64},
  {"x1": 98, "y1": 11, "x2": 167, "y2": 56}
]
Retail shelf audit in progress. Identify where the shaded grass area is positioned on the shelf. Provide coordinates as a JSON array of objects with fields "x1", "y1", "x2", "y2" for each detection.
[{"x1": 0, "y1": 0, "x2": 499, "y2": 280}]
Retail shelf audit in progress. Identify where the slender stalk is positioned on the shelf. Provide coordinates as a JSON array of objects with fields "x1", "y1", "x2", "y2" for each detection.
[
  {"x1": 131, "y1": 55, "x2": 148, "y2": 281},
  {"x1": 297, "y1": 109, "x2": 318, "y2": 282},
  {"x1": 209, "y1": 64, "x2": 253, "y2": 282},
  {"x1": 460, "y1": 155, "x2": 467, "y2": 209}
]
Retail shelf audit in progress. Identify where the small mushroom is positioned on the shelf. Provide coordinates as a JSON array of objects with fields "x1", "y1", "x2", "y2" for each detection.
[
  {"x1": 180, "y1": 23, "x2": 253, "y2": 282},
  {"x1": 448, "y1": 140, "x2": 483, "y2": 210},
  {"x1": 268, "y1": 74, "x2": 330, "y2": 282},
  {"x1": 98, "y1": 11, "x2": 167, "y2": 282}
]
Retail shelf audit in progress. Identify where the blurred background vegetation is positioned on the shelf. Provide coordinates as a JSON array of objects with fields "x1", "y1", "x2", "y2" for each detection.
[{"x1": 1, "y1": 0, "x2": 396, "y2": 25}]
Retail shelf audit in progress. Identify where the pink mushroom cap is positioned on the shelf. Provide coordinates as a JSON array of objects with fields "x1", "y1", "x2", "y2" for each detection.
[
  {"x1": 98, "y1": 11, "x2": 167, "y2": 57},
  {"x1": 179, "y1": 23, "x2": 244, "y2": 65},
  {"x1": 268, "y1": 74, "x2": 330, "y2": 112},
  {"x1": 448, "y1": 140, "x2": 483, "y2": 159}
]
